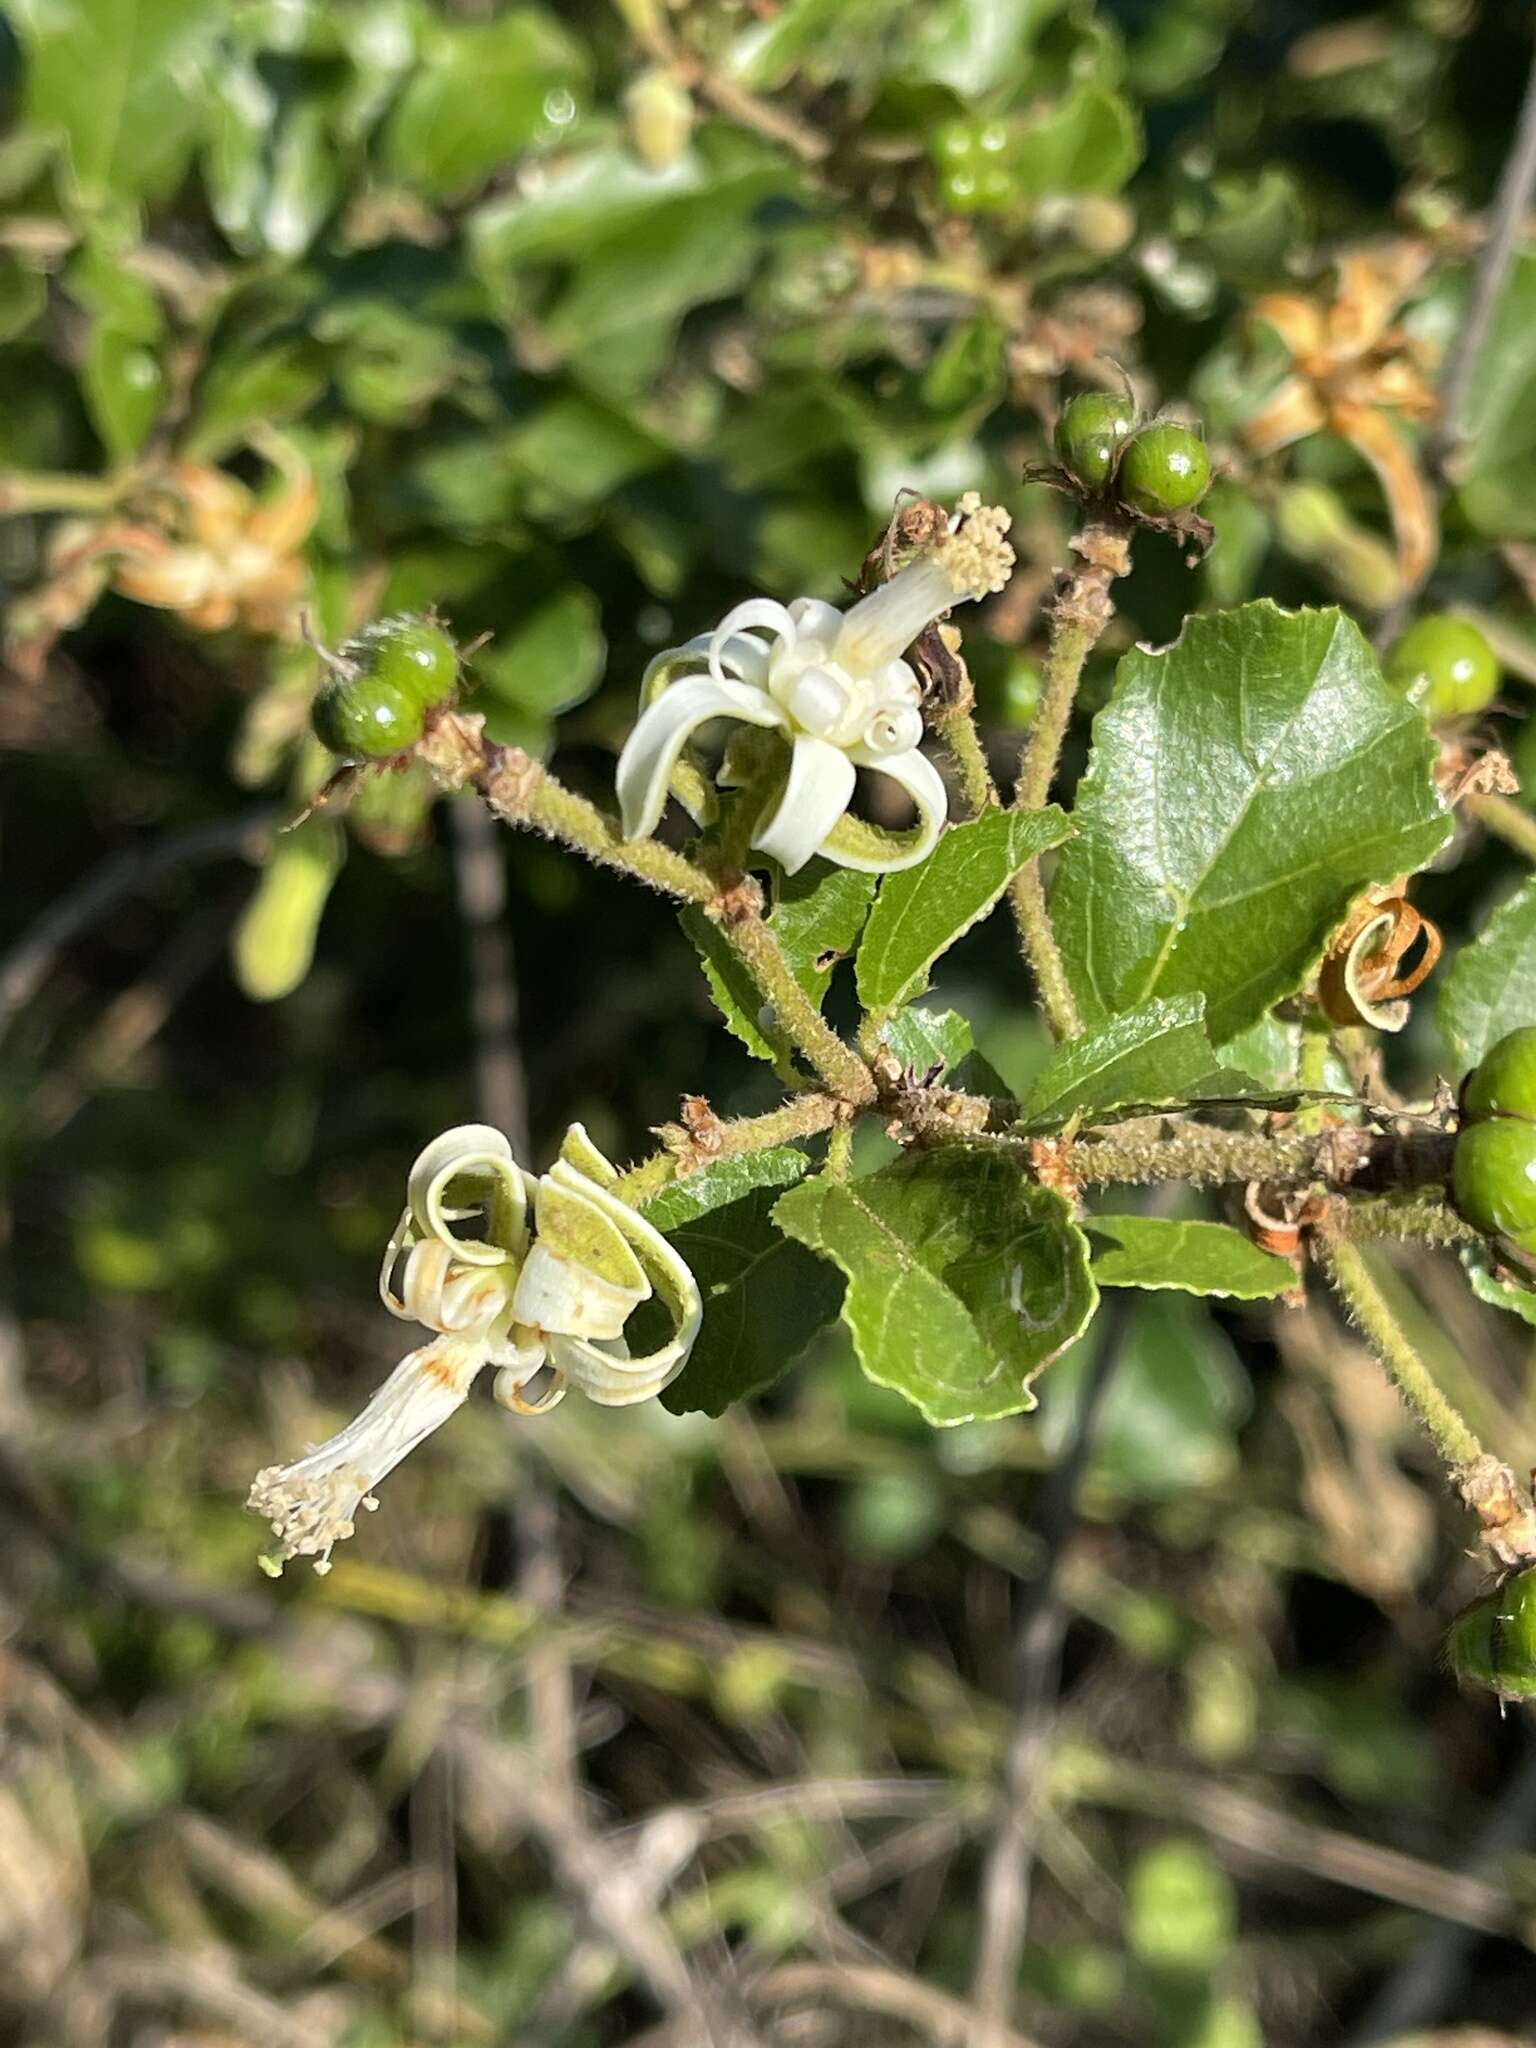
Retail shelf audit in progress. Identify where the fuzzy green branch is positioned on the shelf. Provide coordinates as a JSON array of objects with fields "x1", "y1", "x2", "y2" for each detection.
[
  {"x1": 717, "y1": 906, "x2": 876, "y2": 1104},
  {"x1": 612, "y1": 1093, "x2": 845, "y2": 1207},
  {"x1": 1471, "y1": 791, "x2": 1536, "y2": 865},
  {"x1": 1317, "y1": 1239, "x2": 1483, "y2": 1469},
  {"x1": 480, "y1": 747, "x2": 717, "y2": 905},
  {"x1": 1332, "y1": 1191, "x2": 1478, "y2": 1246},
  {"x1": 929, "y1": 700, "x2": 998, "y2": 818}
]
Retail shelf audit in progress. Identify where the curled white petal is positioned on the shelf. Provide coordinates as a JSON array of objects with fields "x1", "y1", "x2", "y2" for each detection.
[
  {"x1": 407, "y1": 1124, "x2": 527, "y2": 1267},
  {"x1": 548, "y1": 1332, "x2": 689, "y2": 1407},
  {"x1": 247, "y1": 1334, "x2": 491, "y2": 1574},
  {"x1": 787, "y1": 596, "x2": 844, "y2": 648},
  {"x1": 709, "y1": 598, "x2": 797, "y2": 685},
  {"x1": 512, "y1": 1241, "x2": 647, "y2": 1339},
  {"x1": 822, "y1": 744, "x2": 949, "y2": 873},
  {"x1": 616, "y1": 672, "x2": 785, "y2": 841},
  {"x1": 750, "y1": 735, "x2": 858, "y2": 875}
]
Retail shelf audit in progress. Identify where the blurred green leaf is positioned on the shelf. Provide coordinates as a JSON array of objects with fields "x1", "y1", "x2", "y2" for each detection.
[
  {"x1": 186, "y1": 339, "x2": 329, "y2": 460},
  {"x1": 1051, "y1": 604, "x2": 1451, "y2": 1043},
  {"x1": 0, "y1": 251, "x2": 46, "y2": 343},
  {"x1": 857, "y1": 807, "x2": 1071, "y2": 1014},
  {"x1": 1459, "y1": 252, "x2": 1536, "y2": 540},
  {"x1": 11, "y1": 0, "x2": 217, "y2": 209},
  {"x1": 232, "y1": 818, "x2": 343, "y2": 1003},
  {"x1": 470, "y1": 585, "x2": 605, "y2": 721},
  {"x1": 1086, "y1": 1216, "x2": 1295, "y2": 1298},
  {"x1": 660, "y1": 1188, "x2": 844, "y2": 1416},
  {"x1": 1012, "y1": 84, "x2": 1141, "y2": 197},
  {"x1": 383, "y1": 7, "x2": 587, "y2": 201},
  {"x1": 1459, "y1": 1243, "x2": 1536, "y2": 1328},
  {"x1": 1039, "y1": 1293, "x2": 1249, "y2": 1496},
  {"x1": 903, "y1": 0, "x2": 1065, "y2": 96},
  {"x1": 776, "y1": 1151, "x2": 1096, "y2": 1423},
  {"x1": 68, "y1": 243, "x2": 166, "y2": 460},
  {"x1": 1438, "y1": 876, "x2": 1536, "y2": 1071}
]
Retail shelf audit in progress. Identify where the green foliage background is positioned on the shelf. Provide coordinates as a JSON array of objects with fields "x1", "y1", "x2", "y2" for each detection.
[{"x1": 3, "y1": 1, "x2": 1536, "y2": 2042}]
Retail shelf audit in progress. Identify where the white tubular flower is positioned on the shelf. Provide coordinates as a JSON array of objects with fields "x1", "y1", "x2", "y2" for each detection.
[
  {"x1": 248, "y1": 1123, "x2": 702, "y2": 1574},
  {"x1": 615, "y1": 494, "x2": 1014, "y2": 875}
]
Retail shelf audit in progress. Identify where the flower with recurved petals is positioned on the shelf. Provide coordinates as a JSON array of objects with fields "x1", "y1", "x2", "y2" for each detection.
[
  {"x1": 616, "y1": 494, "x2": 1014, "y2": 874},
  {"x1": 247, "y1": 1123, "x2": 701, "y2": 1574}
]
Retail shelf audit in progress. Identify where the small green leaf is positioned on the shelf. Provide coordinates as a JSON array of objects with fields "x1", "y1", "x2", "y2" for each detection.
[
  {"x1": 1086, "y1": 1217, "x2": 1295, "y2": 1299},
  {"x1": 882, "y1": 1006, "x2": 975, "y2": 1078},
  {"x1": 660, "y1": 1188, "x2": 843, "y2": 1416},
  {"x1": 775, "y1": 1150, "x2": 1097, "y2": 1425},
  {"x1": 383, "y1": 8, "x2": 588, "y2": 200},
  {"x1": 1459, "y1": 1244, "x2": 1536, "y2": 1329},
  {"x1": 857, "y1": 806, "x2": 1071, "y2": 1014},
  {"x1": 683, "y1": 862, "x2": 875, "y2": 1064},
  {"x1": 643, "y1": 1147, "x2": 811, "y2": 1232},
  {"x1": 1438, "y1": 877, "x2": 1536, "y2": 1072},
  {"x1": 1019, "y1": 995, "x2": 1262, "y2": 1129},
  {"x1": 186, "y1": 341, "x2": 328, "y2": 461},
  {"x1": 470, "y1": 586, "x2": 605, "y2": 720},
  {"x1": 1127, "y1": 1839, "x2": 1237, "y2": 1970},
  {"x1": 1051, "y1": 603, "x2": 1451, "y2": 1044}
]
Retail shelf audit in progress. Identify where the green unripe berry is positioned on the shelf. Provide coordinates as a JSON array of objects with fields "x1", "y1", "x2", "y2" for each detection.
[
  {"x1": 1462, "y1": 1026, "x2": 1536, "y2": 1125},
  {"x1": 933, "y1": 118, "x2": 1017, "y2": 212},
  {"x1": 1452, "y1": 1117, "x2": 1536, "y2": 1240},
  {"x1": 1447, "y1": 1566, "x2": 1536, "y2": 1701},
  {"x1": 343, "y1": 615, "x2": 459, "y2": 715},
  {"x1": 1054, "y1": 392, "x2": 1136, "y2": 490},
  {"x1": 310, "y1": 614, "x2": 459, "y2": 762},
  {"x1": 1118, "y1": 422, "x2": 1212, "y2": 516},
  {"x1": 311, "y1": 676, "x2": 424, "y2": 760},
  {"x1": 1384, "y1": 615, "x2": 1499, "y2": 719}
]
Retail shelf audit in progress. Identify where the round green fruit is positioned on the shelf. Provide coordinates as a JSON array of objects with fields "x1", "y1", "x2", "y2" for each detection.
[
  {"x1": 343, "y1": 615, "x2": 459, "y2": 715},
  {"x1": 311, "y1": 676, "x2": 425, "y2": 760},
  {"x1": 1054, "y1": 392, "x2": 1136, "y2": 490},
  {"x1": 1452, "y1": 1116, "x2": 1536, "y2": 1240},
  {"x1": 1117, "y1": 422, "x2": 1212, "y2": 516},
  {"x1": 1385, "y1": 615, "x2": 1498, "y2": 719},
  {"x1": 933, "y1": 119, "x2": 1017, "y2": 212},
  {"x1": 1447, "y1": 1566, "x2": 1536, "y2": 1701},
  {"x1": 1462, "y1": 1026, "x2": 1536, "y2": 1125}
]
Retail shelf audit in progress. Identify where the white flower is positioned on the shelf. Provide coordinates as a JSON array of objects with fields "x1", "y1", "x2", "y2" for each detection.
[
  {"x1": 616, "y1": 495, "x2": 1014, "y2": 874},
  {"x1": 247, "y1": 1123, "x2": 702, "y2": 1574}
]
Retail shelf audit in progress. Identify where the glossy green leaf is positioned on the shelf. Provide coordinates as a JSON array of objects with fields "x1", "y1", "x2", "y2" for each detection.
[
  {"x1": 205, "y1": 65, "x2": 341, "y2": 260},
  {"x1": 902, "y1": 0, "x2": 1064, "y2": 96},
  {"x1": 684, "y1": 863, "x2": 875, "y2": 1064},
  {"x1": 857, "y1": 806, "x2": 1071, "y2": 1014},
  {"x1": 1019, "y1": 995, "x2": 1262, "y2": 1129},
  {"x1": 643, "y1": 1147, "x2": 812, "y2": 1232},
  {"x1": 383, "y1": 8, "x2": 588, "y2": 200},
  {"x1": 1086, "y1": 1216, "x2": 1295, "y2": 1298},
  {"x1": 1051, "y1": 604, "x2": 1451, "y2": 1043},
  {"x1": 775, "y1": 1150, "x2": 1097, "y2": 1424},
  {"x1": 1438, "y1": 878, "x2": 1536, "y2": 1072},
  {"x1": 660, "y1": 1187, "x2": 843, "y2": 1416},
  {"x1": 469, "y1": 147, "x2": 704, "y2": 279},
  {"x1": 11, "y1": 0, "x2": 217, "y2": 209}
]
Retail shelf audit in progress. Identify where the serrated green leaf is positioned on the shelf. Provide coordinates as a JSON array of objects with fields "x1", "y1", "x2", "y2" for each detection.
[
  {"x1": 1085, "y1": 1217, "x2": 1295, "y2": 1298},
  {"x1": 660, "y1": 1187, "x2": 843, "y2": 1416},
  {"x1": 683, "y1": 862, "x2": 875, "y2": 1065},
  {"x1": 642, "y1": 1147, "x2": 811, "y2": 1232},
  {"x1": 383, "y1": 8, "x2": 588, "y2": 201},
  {"x1": 1019, "y1": 995, "x2": 1263, "y2": 1129},
  {"x1": 882, "y1": 1006, "x2": 975, "y2": 1077},
  {"x1": 857, "y1": 806, "x2": 1071, "y2": 1014},
  {"x1": 775, "y1": 1150, "x2": 1097, "y2": 1424},
  {"x1": 1438, "y1": 877, "x2": 1536, "y2": 1071},
  {"x1": 11, "y1": 0, "x2": 217, "y2": 210},
  {"x1": 1050, "y1": 603, "x2": 1451, "y2": 1044}
]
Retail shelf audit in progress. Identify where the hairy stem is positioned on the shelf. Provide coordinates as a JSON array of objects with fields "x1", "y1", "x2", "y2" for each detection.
[
  {"x1": 479, "y1": 748, "x2": 716, "y2": 905},
  {"x1": 613, "y1": 1095, "x2": 844, "y2": 1207},
  {"x1": 1332, "y1": 1192, "x2": 1478, "y2": 1246},
  {"x1": 719, "y1": 908, "x2": 876, "y2": 1104},
  {"x1": 1318, "y1": 1240, "x2": 1483, "y2": 1469},
  {"x1": 1008, "y1": 523, "x2": 1130, "y2": 1041},
  {"x1": 930, "y1": 700, "x2": 999, "y2": 817}
]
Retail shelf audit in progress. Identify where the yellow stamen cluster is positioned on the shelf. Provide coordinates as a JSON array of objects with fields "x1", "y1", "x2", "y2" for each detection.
[{"x1": 935, "y1": 493, "x2": 1015, "y2": 600}]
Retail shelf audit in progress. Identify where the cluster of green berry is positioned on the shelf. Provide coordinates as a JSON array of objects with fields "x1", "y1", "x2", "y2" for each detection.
[
  {"x1": 310, "y1": 615, "x2": 461, "y2": 761},
  {"x1": 930, "y1": 117, "x2": 1027, "y2": 213},
  {"x1": 1053, "y1": 393, "x2": 1213, "y2": 517},
  {"x1": 1453, "y1": 1027, "x2": 1536, "y2": 1275}
]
